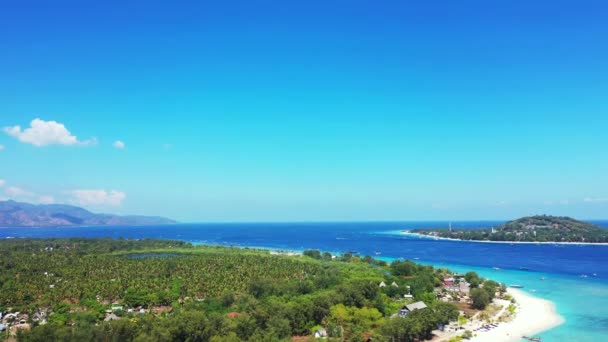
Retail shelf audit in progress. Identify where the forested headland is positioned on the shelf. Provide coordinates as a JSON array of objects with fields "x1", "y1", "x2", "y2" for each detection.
[{"x1": 409, "y1": 215, "x2": 608, "y2": 243}]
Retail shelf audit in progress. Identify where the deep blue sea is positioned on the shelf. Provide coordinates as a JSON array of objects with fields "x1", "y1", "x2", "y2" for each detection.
[{"x1": 2, "y1": 221, "x2": 607, "y2": 341}]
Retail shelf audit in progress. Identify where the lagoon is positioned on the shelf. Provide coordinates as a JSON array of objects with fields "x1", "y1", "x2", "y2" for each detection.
[{"x1": 125, "y1": 253, "x2": 181, "y2": 259}]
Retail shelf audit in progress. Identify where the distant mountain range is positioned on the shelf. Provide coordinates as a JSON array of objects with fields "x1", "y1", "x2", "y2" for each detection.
[{"x1": 0, "y1": 200, "x2": 177, "y2": 227}]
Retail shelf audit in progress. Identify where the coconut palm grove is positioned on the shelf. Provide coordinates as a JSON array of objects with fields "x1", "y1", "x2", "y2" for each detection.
[{"x1": 0, "y1": 238, "x2": 510, "y2": 341}]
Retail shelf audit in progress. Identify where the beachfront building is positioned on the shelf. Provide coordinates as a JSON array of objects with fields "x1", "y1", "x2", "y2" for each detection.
[
  {"x1": 444, "y1": 279, "x2": 471, "y2": 294},
  {"x1": 444, "y1": 277, "x2": 455, "y2": 286},
  {"x1": 458, "y1": 281, "x2": 471, "y2": 294}
]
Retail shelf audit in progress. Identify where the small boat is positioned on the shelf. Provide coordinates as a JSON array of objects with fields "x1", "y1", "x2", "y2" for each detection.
[
  {"x1": 492, "y1": 267, "x2": 501, "y2": 270},
  {"x1": 413, "y1": 257, "x2": 420, "y2": 260},
  {"x1": 510, "y1": 284, "x2": 524, "y2": 288},
  {"x1": 519, "y1": 267, "x2": 530, "y2": 271},
  {"x1": 593, "y1": 273, "x2": 598, "y2": 277},
  {"x1": 530, "y1": 289, "x2": 537, "y2": 293},
  {"x1": 375, "y1": 252, "x2": 381, "y2": 255},
  {"x1": 539, "y1": 277, "x2": 545, "y2": 280},
  {"x1": 522, "y1": 336, "x2": 541, "y2": 342},
  {"x1": 580, "y1": 274, "x2": 588, "y2": 278}
]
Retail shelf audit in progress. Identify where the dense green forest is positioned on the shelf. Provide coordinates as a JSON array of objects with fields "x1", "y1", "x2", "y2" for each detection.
[
  {"x1": 411, "y1": 215, "x2": 608, "y2": 243},
  {"x1": 0, "y1": 238, "x2": 471, "y2": 341}
]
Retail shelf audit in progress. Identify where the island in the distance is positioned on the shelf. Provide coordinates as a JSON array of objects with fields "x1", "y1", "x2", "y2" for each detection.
[
  {"x1": 0, "y1": 200, "x2": 176, "y2": 227},
  {"x1": 405, "y1": 215, "x2": 608, "y2": 243}
]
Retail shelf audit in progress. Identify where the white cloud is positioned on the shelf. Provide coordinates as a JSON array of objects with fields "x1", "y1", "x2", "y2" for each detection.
[
  {"x1": 5, "y1": 186, "x2": 35, "y2": 198},
  {"x1": 0, "y1": 144, "x2": 4, "y2": 151},
  {"x1": 38, "y1": 195, "x2": 55, "y2": 204},
  {"x1": 66, "y1": 189, "x2": 126, "y2": 207},
  {"x1": 0, "y1": 181, "x2": 123, "y2": 207},
  {"x1": 584, "y1": 197, "x2": 608, "y2": 203},
  {"x1": 3, "y1": 118, "x2": 96, "y2": 147},
  {"x1": 3, "y1": 183, "x2": 55, "y2": 204},
  {"x1": 113, "y1": 140, "x2": 125, "y2": 149}
]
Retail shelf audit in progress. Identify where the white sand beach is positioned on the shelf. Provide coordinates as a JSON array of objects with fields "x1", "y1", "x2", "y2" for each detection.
[
  {"x1": 469, "y1": 288, "x2": 565, "y2": 342},
  {"x1": 400, "y1": 231, "x2": 608, "y2": 246}
]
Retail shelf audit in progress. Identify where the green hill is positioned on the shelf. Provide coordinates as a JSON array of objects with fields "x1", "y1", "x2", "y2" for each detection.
[{"x1": 412, "y1": 215, "x2": 608, "y2": 243}]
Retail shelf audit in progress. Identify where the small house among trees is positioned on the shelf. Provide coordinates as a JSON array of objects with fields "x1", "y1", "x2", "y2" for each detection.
[{"x1": 398, "y1": 301, "x2": 428, "y2": 317}]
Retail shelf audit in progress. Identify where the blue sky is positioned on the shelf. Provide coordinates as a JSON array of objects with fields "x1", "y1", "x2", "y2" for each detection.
[{"x1": 1, "y1": 1, "x2": 607, "y2": 221}]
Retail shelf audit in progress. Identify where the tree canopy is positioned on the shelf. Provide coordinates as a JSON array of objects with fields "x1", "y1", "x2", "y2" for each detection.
[{"x1": 0, "y1": 239, "x2": 469, "y2": 342}]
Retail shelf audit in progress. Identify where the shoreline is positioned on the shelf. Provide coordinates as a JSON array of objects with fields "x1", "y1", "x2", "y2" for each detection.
[
  {"x1": 400, "y1": 231, "x2": 608, "y2": 246},
  {"x1": 469, "y1": 288, "x2": 565, "y2": 342}
]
